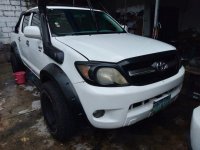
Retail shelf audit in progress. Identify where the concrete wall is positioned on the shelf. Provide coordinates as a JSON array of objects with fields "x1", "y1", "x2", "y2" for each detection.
[
  {"x1": 0, "y1": 0, "x2": 31, "y2": 45},
  {"x1": 0, "y1": 0, "x2": 36, "y2": 63}
]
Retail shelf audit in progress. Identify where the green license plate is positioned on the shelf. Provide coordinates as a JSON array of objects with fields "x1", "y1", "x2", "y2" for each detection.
[{"x1": 151, "y1": 95, "x2": 171, "y2": 116}]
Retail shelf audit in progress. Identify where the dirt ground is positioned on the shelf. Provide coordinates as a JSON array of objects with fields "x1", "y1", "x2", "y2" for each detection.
[{"x1": 0, "y1": 63, "x2": 199, "y2": 150}]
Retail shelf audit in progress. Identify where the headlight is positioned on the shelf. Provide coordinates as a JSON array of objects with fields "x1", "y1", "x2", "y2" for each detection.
[
  {"x1": 76, "y1": 62, "x2": 128, "y2": 86},
  {"x1": 96, "y1": 68, "x2": 128, "y2": 85}
]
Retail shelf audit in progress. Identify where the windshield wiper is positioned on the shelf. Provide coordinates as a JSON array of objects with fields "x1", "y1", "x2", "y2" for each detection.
[
  {"x1": 54, "y1": 30, "x2": 126, "y2": 36},
  {"x1": 55, "y1": 32, "x2": 98, "y2": 36}
]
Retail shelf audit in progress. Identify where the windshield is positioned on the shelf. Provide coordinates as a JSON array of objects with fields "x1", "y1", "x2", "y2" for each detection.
[{"x1": 47, "y1": 9, "x2": 126, "y2": 36}]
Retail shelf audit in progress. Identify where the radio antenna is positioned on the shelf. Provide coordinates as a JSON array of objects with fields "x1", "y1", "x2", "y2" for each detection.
[
  {"x1": 96, "y1": 0, "x2": 109, "y2": 14},
  {"x1": 73, "y1": 0, "x2": 75, "y2": 6},
  {"x1": 86, "y1": 0, "x2": 99, "y2": 31}
]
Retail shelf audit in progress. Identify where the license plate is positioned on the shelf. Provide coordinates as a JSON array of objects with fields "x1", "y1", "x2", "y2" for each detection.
[{"x1": 151, "y1": 95, "x2": 171, "y2": 116}]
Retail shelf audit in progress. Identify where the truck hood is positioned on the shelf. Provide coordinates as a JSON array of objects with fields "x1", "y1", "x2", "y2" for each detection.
[{"x1": 55, "y1": 33, "x2": 175, "y2": 62}]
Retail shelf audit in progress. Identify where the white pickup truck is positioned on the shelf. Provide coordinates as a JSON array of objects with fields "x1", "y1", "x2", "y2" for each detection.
[{"x1": 10, "y1": 5, "x2": 185, "y2": 141}]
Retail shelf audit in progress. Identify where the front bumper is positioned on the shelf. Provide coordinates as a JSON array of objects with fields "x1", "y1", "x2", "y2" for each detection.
[
  {"x1": 190, "y1": 106, "x2": 200, "y2": 150},
  {"x1": 74, "y1": 67, "x2": 185, "y2": 129}
]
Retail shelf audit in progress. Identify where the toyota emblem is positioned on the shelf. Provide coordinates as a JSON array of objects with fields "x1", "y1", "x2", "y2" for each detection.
[{"x1": 152, "y1": 61, "x2": 169, "y2": 72}]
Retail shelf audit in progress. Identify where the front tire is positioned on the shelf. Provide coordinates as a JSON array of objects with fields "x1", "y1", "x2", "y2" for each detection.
[{"x1": 41, "y1": 81, "x2": 75, "y2": 141}]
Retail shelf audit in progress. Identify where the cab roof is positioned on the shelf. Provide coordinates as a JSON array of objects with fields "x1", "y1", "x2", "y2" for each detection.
[{"x1": 27, "y1": 6, "x2": 101, "y2": 12}]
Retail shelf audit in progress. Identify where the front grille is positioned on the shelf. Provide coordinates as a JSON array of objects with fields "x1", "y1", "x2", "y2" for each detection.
[{"x1": 119, "y1": 51, "x2": 180, "y2": 86}]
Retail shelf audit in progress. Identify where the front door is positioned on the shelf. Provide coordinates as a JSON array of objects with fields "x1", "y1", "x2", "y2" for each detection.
[{"x1": 26, "y1": 12, "x2": 46, "y2": 76}]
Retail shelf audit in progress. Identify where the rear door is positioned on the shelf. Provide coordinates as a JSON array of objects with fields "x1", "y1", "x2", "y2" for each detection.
[{"x1": 19, "y1": 13, "x2": 32, "y2": 66}]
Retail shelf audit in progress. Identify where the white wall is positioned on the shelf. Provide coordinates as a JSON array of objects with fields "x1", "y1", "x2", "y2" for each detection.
[{"x1": 0, "y1": 0, "x2": 30, "y2": 44}]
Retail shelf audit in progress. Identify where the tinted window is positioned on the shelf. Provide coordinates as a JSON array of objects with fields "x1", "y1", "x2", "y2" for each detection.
[
  {"x1": 47, "y1": 9, "x2": 125, "y2": 36},
  {"x1": 48, "y1": 11, "x2": 73, "y2": 36},
  {"x1": 22, "y1": 14, "x2": 31, "y2": 32},
  {"x1": 31, "y1": 13, "x2": 41, "y2": 30}
]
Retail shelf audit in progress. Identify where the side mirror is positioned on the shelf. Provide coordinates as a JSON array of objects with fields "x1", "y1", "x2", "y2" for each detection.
[
  {"x1": 24, "y1": 26, "x2": 41, "y2": 39},
  {"x1": 121, "y1": 25, "x2": 128, "y2": 32}
]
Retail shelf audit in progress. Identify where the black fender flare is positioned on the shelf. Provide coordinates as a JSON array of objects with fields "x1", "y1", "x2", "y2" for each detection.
[
  {"x1": 10, "y1": 42, "x2": 20, "y2": 55},
  {"x1": 10, "y1": 42, "x2": 23, "y2": 63},
  {"x1": 40, "y1": 63, "x2": 86, "y2": 119}
]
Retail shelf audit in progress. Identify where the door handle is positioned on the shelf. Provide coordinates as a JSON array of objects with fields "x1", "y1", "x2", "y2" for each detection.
[
  {"x1": 26, "y1": 40, "x2": 29, "y2": 46},
  {"x1": 38, "y1": 46, "x2": 42, "y2": 52},
  {"x1": 18, "y1": 37, "x2": 21, "y2": 42}
]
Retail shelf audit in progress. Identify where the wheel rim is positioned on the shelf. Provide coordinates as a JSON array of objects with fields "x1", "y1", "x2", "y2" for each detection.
[{"x1": 41, "y1": 91, "x2": 57, "y2": 133}]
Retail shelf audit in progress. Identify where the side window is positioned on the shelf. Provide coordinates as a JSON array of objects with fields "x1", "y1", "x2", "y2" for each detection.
[
  {"x1": 31, "y1": 13, "x2": 41, "y2": 30},
  {"x1": 22, "y1": 14, "x2": 31, "y2": 33}
]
